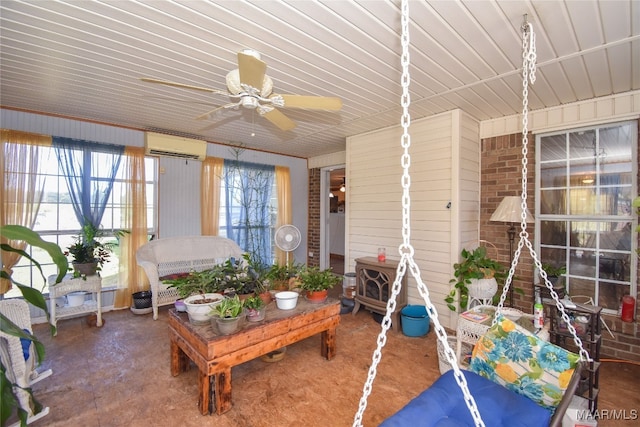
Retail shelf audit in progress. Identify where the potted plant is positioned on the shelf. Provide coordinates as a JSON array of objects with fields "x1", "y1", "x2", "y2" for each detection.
[
  {"x1": 164, "y1": 268, "x2": 225, "y2": 299},
  {"x1": 65, "y1": 221, "x2": 128, "y2": 277},
  {"x1": 541, "y1": 263, "x2": 566, "y2": 282},
  {"x1": 244, "y1": 294, "x2": 266, "y2": 322},
  {"x1": 446, "y1": 246, "x2": 506, "y2": 311},
  {"x1": 1, "y1": 225, "x2": 67, "y2": 424},
  {"x1": 163, "y1": 267, "x2": 226, "y2": 325},
  {"x1": 540, "y1": 263, "x2": 567, "y2": 298},
  {"x1": 266, "y1": 262, "x2": 303, "y2": 291},
  {"x1": 299, "y1": 266, "x2": 341, "y2": 303},
  {"x1": 210, "y1": 295, "x2": 245, "y2": 334},
  {"x1": 218, "y1": 253, "x2": 266, "y2": 299}
]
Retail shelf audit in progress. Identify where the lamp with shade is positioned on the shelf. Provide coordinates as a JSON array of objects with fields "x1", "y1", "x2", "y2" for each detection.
[{"x1": 489, "y1": 196, "x2": 534, "y2": 306}]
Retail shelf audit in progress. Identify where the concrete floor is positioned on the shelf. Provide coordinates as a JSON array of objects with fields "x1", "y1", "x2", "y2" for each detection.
[{"x1": 22, "y1": 287, "x2": 640, "y2": 427}]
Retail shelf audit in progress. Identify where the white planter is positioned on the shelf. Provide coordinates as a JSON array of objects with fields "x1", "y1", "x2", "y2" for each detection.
[
  {"x1": 184, "y1": 293, "x2": 224, "y2": 325},
  {"x1": 275, "y1": 291, "x2": 299, "y2": 310},
  {"x1": 468, "y1": 278, "x2": 498, "y2": 300},
  {"x1": 67, "y1": 292, "x2": 87, "y2": 307}
]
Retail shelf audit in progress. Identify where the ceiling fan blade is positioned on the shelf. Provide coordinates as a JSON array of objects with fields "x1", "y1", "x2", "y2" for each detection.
[
  {"x1": 260, "y1": 108, "x2": 296, "y2": 131},
  {"x1": 195, "y1": 105, "x2": 231, "y2": 121},
  {"x1": 237, "y1": 52, "x2": 267, "y2": 90},
  {"x1": 140, "y1": 77, "x2": 227, "y2": 95},
  {"x1": 141, "y1": 96, "x2": 220, "y2": 107},
  {"x1": 278, "y1": 94, "x2": 342, "y2": 110}
]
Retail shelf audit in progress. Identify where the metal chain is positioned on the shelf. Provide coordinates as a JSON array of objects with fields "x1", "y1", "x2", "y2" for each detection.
[
  {"x1": 353, "y1": 1, "x2": 484, "y2": 425},
  {"x1": 491, "y1": 18, "x2": 591, "y2": 362}
]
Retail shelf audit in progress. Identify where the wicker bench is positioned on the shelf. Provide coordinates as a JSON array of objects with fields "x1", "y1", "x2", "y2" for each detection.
[{"x1": 136, "y1": 236, "x2": 244, "y2": 320}]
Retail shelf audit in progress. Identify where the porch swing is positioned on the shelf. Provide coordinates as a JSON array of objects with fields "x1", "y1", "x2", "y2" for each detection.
[{"x1": 352, "y1": 3, "x2": 591, "y2": 427}]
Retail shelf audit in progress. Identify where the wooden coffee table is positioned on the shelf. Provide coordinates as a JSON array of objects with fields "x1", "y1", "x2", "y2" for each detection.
[{"x1": 168, "y1": 296, "x2": 341, "y2": 415}]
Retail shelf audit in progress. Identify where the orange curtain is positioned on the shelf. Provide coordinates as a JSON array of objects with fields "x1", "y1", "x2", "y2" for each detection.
[
  {"x1": 201, "y1": 156, "x2": 224, "y2": 235},
  {"x1": 275, "y1": 166, "x2": 292, "y2": 265},
  {"x1": 114, "y1": 146, "x2": 148, "y2": 309},
  {"x1": 0, "y1": 130, "x2": 52, "y2": 294}
]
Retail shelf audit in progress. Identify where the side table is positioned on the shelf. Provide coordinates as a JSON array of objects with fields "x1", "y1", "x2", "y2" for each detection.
[{"x1": 48, "y1": 274, "x2": 103, "y2": 334}]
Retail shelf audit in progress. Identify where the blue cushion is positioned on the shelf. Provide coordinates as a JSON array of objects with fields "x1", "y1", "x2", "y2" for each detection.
[
  {"x1": 20, "y1": 329, "x2": 31, "y2": 360},
  {"x1": 380, "y1": 370, "x2": 551, "y2": 427}
]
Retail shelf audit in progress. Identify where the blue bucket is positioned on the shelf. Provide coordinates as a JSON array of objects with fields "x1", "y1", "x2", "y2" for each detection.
[{"x1": 400, "y1": 305, "x2": 430, "y2": 337}]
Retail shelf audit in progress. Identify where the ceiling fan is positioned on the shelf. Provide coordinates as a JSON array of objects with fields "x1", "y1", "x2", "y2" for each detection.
[{"x1": 141, "y1": 49, "x2": 342, "y2": 132}]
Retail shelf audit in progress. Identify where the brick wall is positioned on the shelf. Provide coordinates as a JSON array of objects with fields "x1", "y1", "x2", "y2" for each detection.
[
  {"x1": 480, "y1": 126, "x2": 640, "y2": 362},
  {"x1": 480, "y1": 132, "x2": 536, "y2": 311},
  {"x1": 307, "y1": 168, "x2": 320, "y2": 267}
]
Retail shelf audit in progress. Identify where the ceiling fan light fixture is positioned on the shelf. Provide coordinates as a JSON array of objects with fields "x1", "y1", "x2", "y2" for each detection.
[{"x1": 241, "y1": 96, "x2": 259, "y2": 109}]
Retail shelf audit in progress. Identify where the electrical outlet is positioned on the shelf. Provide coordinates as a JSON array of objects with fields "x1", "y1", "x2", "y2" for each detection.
[{"x1": 308, "y1": 252, "x2": 314, "y2": 257}]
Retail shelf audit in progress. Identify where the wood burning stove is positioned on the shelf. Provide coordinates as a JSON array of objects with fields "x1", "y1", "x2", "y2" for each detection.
[{"x1": 352, "y1": 257, "x2": 407, "y2": 332}]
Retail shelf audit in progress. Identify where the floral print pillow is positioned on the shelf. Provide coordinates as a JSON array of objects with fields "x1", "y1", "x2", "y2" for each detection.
[{"x1": 469, "y1": 315, "x2": 580, "y2": 411}]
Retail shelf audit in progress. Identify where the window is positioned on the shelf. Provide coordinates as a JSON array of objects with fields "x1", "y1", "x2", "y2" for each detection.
[
  {"x1": 218, "y1": 160, "x2": 277, "y2": 266},
  {"x1": 5, "y1": 145, "x2": 158, "y2": 297},
  {"x1": 536, "y1": 121, "x2": 637, "y2": 312}
]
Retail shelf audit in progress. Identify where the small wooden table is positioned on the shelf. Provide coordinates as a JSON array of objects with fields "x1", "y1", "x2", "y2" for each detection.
[{"x1": 168, "y1": 296, "x2": 341, "y2": 415}]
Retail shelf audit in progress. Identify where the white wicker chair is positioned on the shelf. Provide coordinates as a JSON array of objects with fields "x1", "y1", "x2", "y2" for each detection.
[
  {"x1": 0, "y1": 299, "x2": 52, "y2": 426},
  {"x1": 136, "y1": 236, "x2": 244, "y2": 320}
]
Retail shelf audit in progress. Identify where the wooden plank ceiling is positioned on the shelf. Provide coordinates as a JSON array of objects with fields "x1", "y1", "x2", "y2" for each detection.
[{"x1": 1, "y1": 0, "x2": 637, "y2": 158}]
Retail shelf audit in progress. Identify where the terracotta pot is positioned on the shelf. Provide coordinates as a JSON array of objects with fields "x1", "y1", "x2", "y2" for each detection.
[
  {"x1": 272, "y1": 280, "x2": 290, "y2": 291},
  {"x1": 73, "y1": 262, "x2": 98, "y2": 276},
  {"x1": 305, "y1": 289, "x2": 328, "y2": 304},
  {"x1": 258, "y1": 291, "x2": 272, "y2": 305}
]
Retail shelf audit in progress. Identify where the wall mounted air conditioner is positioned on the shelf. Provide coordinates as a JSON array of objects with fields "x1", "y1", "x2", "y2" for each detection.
[{"x1": 145, "y1": 132, "x2": 207, "y2": 161}]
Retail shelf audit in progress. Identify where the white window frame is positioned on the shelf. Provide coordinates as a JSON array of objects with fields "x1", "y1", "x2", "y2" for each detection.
[
  {"x1": 5, "y1": 149, "x2": 158, "y2": 298},
  {"x1": 535, "y1": 120, "x2": 638, "y2": 314}
]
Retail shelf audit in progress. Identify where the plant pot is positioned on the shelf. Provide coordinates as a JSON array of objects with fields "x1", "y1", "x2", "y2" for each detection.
[
  {"x1": 132, "y1": 291, "x2": 152, "y2": 309},
  {"x1": 305, "y1": 289, "x2": 328, "y2": 304},
  {"x1": 246, "y1": 306, "x2": 266, "y2": 322},
  {"x1": 272, "y1": 280, "x2": 290, "y2": 291},
  {"x1": 184, "y1": 293, "x2": 224, "y2": 325},
  {"x1": 214, "y1": 315, "x2": 243, "y2": 335},
  {"x1": 73, "y1": 261, "x2": 98, "y2": 276},
  {"x1": 258, "y1": 291, "x2": 272, "y2": 305},
  {"x1": 67, "y1": 291, "x2": 87, "y2": 307},
  {"x1": 275, "y1": 291, "x2": 299, "y2": 310},
  {"x1": 467, "y1": 278, "x2": 498, "y2": 300}
]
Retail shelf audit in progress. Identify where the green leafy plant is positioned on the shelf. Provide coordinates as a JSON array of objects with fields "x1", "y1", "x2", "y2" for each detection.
[
  {"x1": 243, "y1": 294, "x2": 265, "y2": 310},
  {"x1": 164, "y1": 253, "x2": 269, "y2": 300},
  {"x1": 210, "y1": 295, "x2": 244, "y2": 318},
  {"x1": 446, "y1": 246, "x2": 506, "y2": 311},
  {"x1": 65, "y1": 221, "x2": 128, "y2": 269},
  {"x1": 1, "y1": 225, "x2": 68, "y2": 427},
  {"x1": 218, "y1": 253, "x2": 265, "y2": 295},
  {"x1": 265, "y1": 262, "x2": 303, "y2": 290},
  {"x1": 299, "y1": 266, "x2": 341, "y2": 292},
  {"x1": 541, "y1": 263, "x2": 566, "y2": 278},
  {"x1": 163, "y1": 267, "x2": 225, "y2": 299}
]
